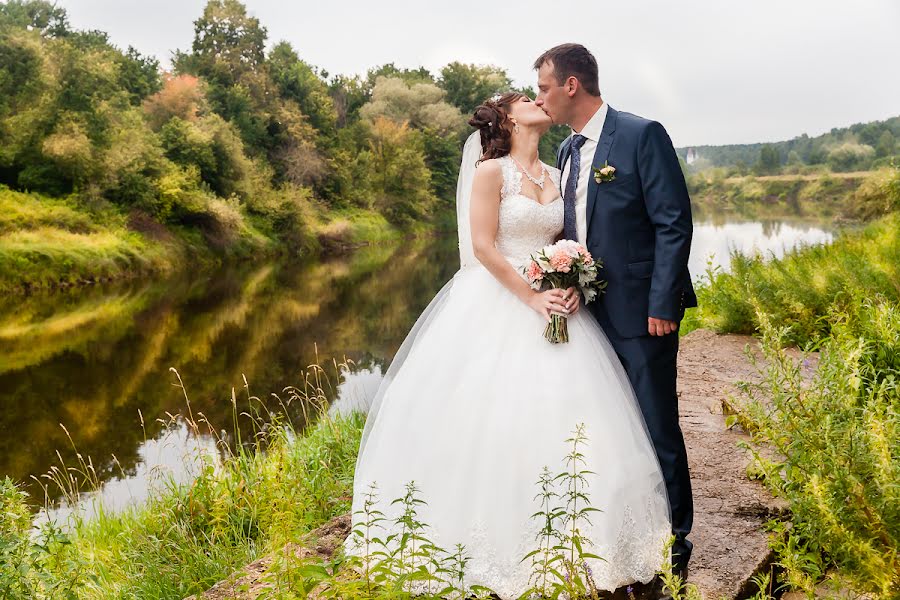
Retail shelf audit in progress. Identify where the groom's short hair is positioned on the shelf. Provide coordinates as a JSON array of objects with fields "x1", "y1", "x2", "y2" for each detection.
[{"x1": 533, "y1": 44, "x2": 600, "y2": 97}]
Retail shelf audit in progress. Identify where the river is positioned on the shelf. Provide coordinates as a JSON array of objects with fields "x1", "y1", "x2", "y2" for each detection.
[{"x1": 0, "y1": 215, "x2": 833, "y2": 521}]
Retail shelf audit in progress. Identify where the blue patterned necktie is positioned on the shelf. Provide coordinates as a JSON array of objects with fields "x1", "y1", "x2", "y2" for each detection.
[{"x1": 563, "y1": 134, "x2": 588, "y2": 241}]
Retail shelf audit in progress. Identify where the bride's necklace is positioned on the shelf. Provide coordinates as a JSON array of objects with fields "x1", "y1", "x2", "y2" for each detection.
[{"x1": 509, "y1": 155, "x2": 546, "y2": 190}]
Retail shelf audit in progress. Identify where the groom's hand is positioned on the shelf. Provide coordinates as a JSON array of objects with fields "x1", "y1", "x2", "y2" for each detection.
[{"x1": 648, "y1": 317, "x2": 678, "y2": 336}]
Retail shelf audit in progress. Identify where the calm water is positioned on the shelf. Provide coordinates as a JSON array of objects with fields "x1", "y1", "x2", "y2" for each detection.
[{"x1": 1, "y1": 217, "x2": 832, "y2": 520}]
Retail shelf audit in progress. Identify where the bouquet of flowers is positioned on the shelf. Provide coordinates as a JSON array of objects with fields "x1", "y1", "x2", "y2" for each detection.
[{"x1": 522, "y1": 239, "x2": 607, "y2": 343}]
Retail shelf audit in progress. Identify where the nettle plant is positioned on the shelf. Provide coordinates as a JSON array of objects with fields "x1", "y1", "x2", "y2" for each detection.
[{"x1": 272, "y1": 424, "x2": 684, "y2": 600}]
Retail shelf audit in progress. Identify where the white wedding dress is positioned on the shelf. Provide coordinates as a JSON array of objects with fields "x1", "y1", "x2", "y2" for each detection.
[{"x1": 344, "y1": 151, "x2": 672, "y2": 596}]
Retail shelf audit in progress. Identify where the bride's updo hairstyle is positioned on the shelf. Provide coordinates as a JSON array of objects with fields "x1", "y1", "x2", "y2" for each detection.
[{"x1": 467, "y1": 91, "x2": 525, "y2": 163}]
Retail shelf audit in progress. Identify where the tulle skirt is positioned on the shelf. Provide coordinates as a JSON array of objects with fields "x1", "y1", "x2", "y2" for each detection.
[{"x1": 344, "y1": 264, "x2": 672, "y2": 596}]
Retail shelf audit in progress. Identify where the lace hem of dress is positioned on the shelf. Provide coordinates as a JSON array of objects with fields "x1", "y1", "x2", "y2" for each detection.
[{"x1": 344, "y1": 498, "x2": 670, "y2": 598}]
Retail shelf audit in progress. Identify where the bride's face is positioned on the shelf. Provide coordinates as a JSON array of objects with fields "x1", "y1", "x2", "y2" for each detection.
[{"x1": 507, "y1": 96, "x2": 552, "y2": 134}]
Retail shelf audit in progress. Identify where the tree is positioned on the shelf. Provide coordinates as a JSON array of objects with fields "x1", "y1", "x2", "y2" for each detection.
[
  {"x1": 328, "y1": 74, "x2": 368, "y2": 127},
  {"x1": 438, "y1": 62, "x2": 511, "y2": 114},
  {"x1": 40, "y1": 117, "x2": 93, "y2": 188},
  {"x1": 366, "y1": 63, "x2": 433, "y2": 87},
  {"x1": 186, "y1": 0, "x2": 266, "y2": 86},
  {"x1": 755, "y1": 144, "x2": 781, "y2": 174},
  {"x1": 142, "y1": 74, "x2": 207, "y2": 130},
  {"x1": 117, "y1": 46, "x2": 161, "y2": 105},
  {"x1": 268, "y1": 42, "x2": 336, "y2": 134},
  {"x1": 876, "y1": 130, "x2": 896, "y2": 159},
  {"x1": 360, "y1": 76, "x2": 464, "y2": 136},
  {"x1": 827, "y1": 143, "x2": 875, "y2": 172},
  {"x1": 0, "y1": 0, "x2": 69, "y2": 37},
  {"x1": 367, "y1": 116, "x2": 433, "y2": 226}
]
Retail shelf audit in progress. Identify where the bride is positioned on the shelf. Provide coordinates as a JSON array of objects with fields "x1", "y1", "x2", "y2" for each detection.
[{"x1": 343, "y1": 92, "x2": 672, "y2": 596}]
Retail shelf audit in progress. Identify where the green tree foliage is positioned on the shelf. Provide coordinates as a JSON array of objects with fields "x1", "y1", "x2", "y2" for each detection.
[
  {"x1": 679, "y1": 116, "x2": 900, "y2": 173},
  {"x1": 116, "y1": 46, "x2": 162, "y2": 105},
  {"x1": 438, "y1": 61, "x2": 511, "y2": 114},
  {"x1": 875, "y1": 130, "x2": 896, "y2": 158},
  {"x1": 828, "y1": 142, "x2": 876, "y2": 172},
  {"x1": 184, "y1": 0, "x2": 266, "y2": 86},
  {"x1": 328, "y1": 74, "x2": 369, "y2": 127},
  {"x1": 366, "y1": 62, "x2": 434, "y2": 86},
  {"x1": 358, "y1": 75, "x2": 466, "y2": 203},
  {"x1": 268, "y1": 41, "x2": 337, "y2": 134},
  {"x1": 360, "y1": 76, "x2": 464, "y2": 136},
  {"x1": 0, "y1": 0, "x2": 522, "y2": 262},
  {"x1": 367, "y1": 117, "x2": 434, "y2": 226},
  {"x1": 755, "y1": 143, "x2": 781, "y2": 174},
  {"x1": 0, "y1": 0, "x2": 69, "y2": 37}
]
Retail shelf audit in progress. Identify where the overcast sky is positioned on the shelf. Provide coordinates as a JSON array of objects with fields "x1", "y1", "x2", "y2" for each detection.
[{"x1": 56, "y1": 0, "x2": 900, "y2": 147}]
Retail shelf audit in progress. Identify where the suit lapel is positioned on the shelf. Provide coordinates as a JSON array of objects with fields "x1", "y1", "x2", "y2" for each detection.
[{"x1": 586, "y1": 106, "x2": 618, "y2": 230}]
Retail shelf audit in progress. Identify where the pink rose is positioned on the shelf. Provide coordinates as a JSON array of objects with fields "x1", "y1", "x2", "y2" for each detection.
[
  {"x1": 549, "y1": 250, "x2": 574, "y2": 273},
  {"x1": 526, "y1": 260, "x2": 544, "y2": 281},
  {"x1": 577, "y1": 245, "x2": 594, "y2": 265}
]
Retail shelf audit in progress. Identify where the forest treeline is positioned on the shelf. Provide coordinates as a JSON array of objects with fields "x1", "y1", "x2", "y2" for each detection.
[
  {"x1": 0, "y1": 0, "x2": 565, "y2": 261},
  {"x1": 678, "y1": 115, "x2": 899, "y2": 175}
]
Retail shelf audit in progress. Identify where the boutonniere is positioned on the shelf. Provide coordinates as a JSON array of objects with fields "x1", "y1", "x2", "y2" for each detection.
[{"x1": 592, "y1": 162, "x2": 616, "y2": 184}]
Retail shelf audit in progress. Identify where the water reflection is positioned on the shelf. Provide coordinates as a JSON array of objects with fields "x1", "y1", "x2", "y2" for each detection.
[
  {"x1": 34, "y1": 423, "x2": 220, "y2": 527},
  {"x1": 689, "y1": 219, "x2": 833, "y2": 278},
  {"x1": 2, "y1": 217, "x2": 834, "y2": 518},
  {"x1": 0, "y1": 235, "x2": 459, "y2": 509}
]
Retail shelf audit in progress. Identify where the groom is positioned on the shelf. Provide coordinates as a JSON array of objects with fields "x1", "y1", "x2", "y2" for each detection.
[{"x1": 534, "y1": 44, "x2": 697, "y2": 583}]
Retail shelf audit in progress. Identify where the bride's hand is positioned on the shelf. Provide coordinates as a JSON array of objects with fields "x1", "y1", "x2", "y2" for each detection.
[
  {"x1": 528, "y1": 289, "x2": 570, "y2": 322},
  {"x1": 562, "y1": 286, "x2": 581, "y2": 315}
]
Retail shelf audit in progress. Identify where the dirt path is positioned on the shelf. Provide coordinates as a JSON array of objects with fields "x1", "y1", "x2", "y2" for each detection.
[
  {"x1": 675, "y1": 329, "x2": 791, "y2": 598},
  {"x1": 189, "y1": 329, "x2": 795, "y2": 599}
]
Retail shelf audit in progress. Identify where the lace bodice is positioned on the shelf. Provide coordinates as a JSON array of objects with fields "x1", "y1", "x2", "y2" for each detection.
[{"x1": 494, "y1": 155, "x2": 563, "y2": 266}]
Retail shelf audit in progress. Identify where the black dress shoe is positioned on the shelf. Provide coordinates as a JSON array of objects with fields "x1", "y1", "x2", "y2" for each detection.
[
  {"x1": 672, "y1": 561, "x2": 689, "y2": 583},
  {"x1": 642, "y1": 576, "x2": 673, "y2": 600}
]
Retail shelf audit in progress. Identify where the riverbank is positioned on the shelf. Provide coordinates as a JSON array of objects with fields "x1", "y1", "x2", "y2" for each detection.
[
  {"x1": 3, "y1": 167, "x2": 882, "y2": 296},
  {"x1": 4, "y1": 210, "x2": 898, "y2": 597},
  {"x1": 681, "y1": 192, "x2": 900, "y2": 596},
  {"x1": 687, "y1": 169, "x2": 875, "y2": 222},
  {"x1": 0, "y1": 185, "x2": 452, "y2": 294}
]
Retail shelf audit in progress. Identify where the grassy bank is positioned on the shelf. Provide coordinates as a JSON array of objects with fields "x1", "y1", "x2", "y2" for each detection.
[
  {"x1": 687, "y1": 169, "x2": 881, "y2": 223},
  {"x1": 0, "y1": 368, "x2": 366, "y2": 599},
  {"x1": 681, "y1": 167, "x2": 900, "y2": 596},
  {"x1": 0, "y1": 187, "x2": 177, "y2": 293},
  {"x1": 681, "y1": 212, "x2": 900, "y2": 345},
  {"x1": 0, "y1": 185, "x2": 452, "y2": 294}
]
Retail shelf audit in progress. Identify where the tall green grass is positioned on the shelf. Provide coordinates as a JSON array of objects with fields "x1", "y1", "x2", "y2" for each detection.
[
  {"x1": 733, "y1": 299, "x2": 899, "y2": 597},
  {"x1": 1, "y1": 364, "x2": 365, "y2": 599},
  {"x1": 682, "y1": 212, "x2": 900, "y2": 346},
  {"x1": 684, "y1": 167, "x2": 900, "y2": 596},
  {"x1": 683, "y1": 164, "x2": 900, "y2": 346}
]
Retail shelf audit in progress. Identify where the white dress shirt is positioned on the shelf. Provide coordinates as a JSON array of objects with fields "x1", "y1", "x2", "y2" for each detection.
[{"x1": 561, "y1": 102, "x2": 608, "y2": 245}]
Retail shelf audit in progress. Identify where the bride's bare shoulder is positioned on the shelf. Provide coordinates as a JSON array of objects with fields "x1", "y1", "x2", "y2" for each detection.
[{"x1": 473, "y1": 157, "x2": 504, "y2": 184}]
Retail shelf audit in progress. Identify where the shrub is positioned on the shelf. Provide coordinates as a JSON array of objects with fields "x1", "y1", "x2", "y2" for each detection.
[{"x1": 734, "y1": 299, "x2": 900, "y2": 597}]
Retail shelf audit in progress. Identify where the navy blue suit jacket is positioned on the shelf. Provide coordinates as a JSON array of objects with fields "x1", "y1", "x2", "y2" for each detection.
[{"x1": 557, "y1": 106, "x2": 697, "y2": 338}]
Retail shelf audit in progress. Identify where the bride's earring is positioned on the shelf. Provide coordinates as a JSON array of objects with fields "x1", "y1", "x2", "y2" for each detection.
[{"x1": 510, "y1": 118, "x2": 520, "y2": 134}]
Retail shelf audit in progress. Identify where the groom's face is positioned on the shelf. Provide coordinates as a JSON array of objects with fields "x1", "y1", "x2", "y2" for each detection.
[{"x1": 535, "y1": 61, "x2": 570, "y2": 127}]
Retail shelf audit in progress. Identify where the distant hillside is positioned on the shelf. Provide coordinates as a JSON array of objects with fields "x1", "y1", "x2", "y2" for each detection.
[{"x1": 678, "y1": 116, "x2": 900, "y2": 173}]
